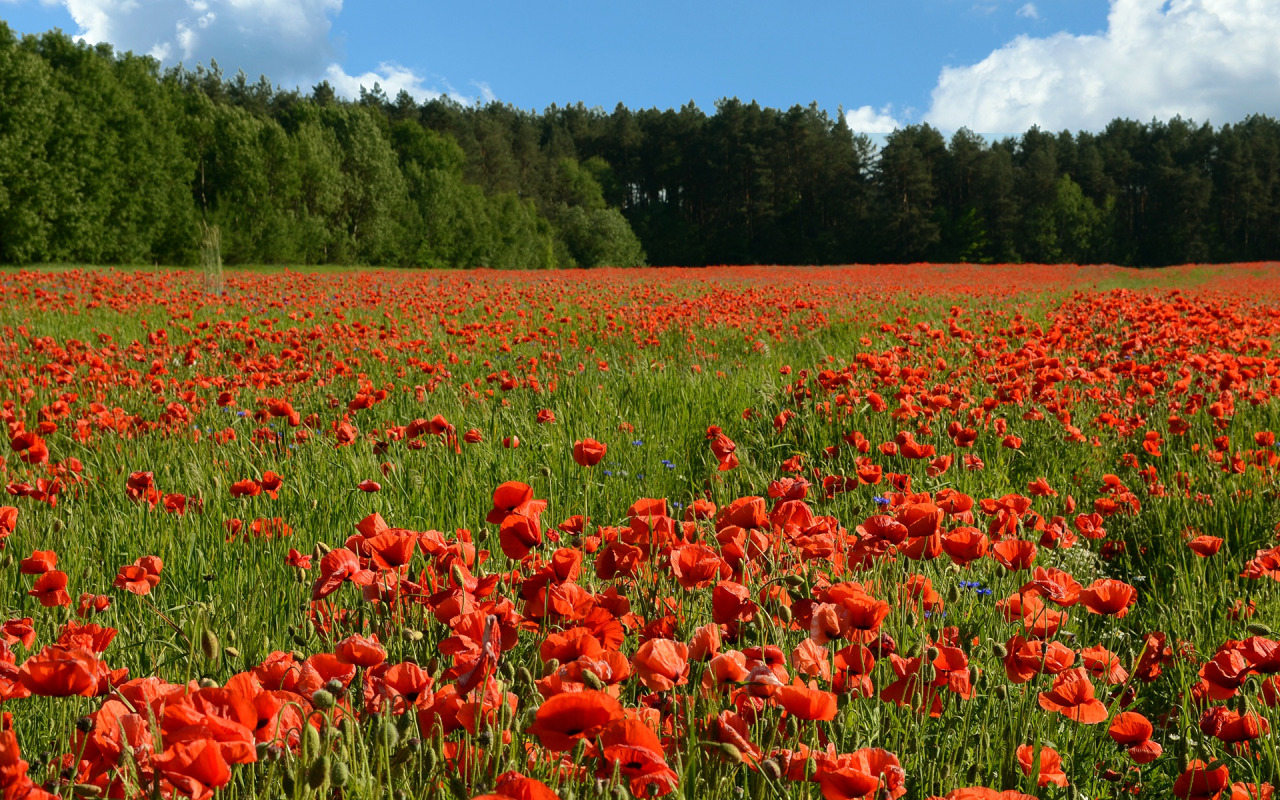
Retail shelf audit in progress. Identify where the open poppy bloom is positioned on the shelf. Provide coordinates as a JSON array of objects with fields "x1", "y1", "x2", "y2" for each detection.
[
  {"x1": 1037, "y1": 668, "x2": 1108, "y2": 723},
  {"x1": 526, "y1": 689, "x2": 624, "y2": 751}
]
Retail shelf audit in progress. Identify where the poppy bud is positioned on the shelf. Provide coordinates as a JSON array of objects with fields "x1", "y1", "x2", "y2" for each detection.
[
  {"x1": 720, "y1": 745, "x2": 744, "y2": 765},
  {"x1": 377, "y1": 719, "x2": 399, "y2": 750},
  {"x1": 926, "y1": 646, "x2": 940, "y2": 661},
  {"x1": 992, "y1": 642, "x2": 1009, "y2": 658},
  {"x1": 255, "y1": 743, "x2": 270, "y2": 761},
  {"x1": 330, "y1": 761, "x2": 349, "y2": 788},
  {"x1": 946, "y1": 585, "x2": 960, "y2": 603},
  {"x1": 582, "y1": 669, "x2": 605, "y2": 691},
  {"x1": 450, "y1": 563, "x2": 466, "y2": 588},
  {"x1": 1247, "y1": 623, "x2": 1272, "y2": 636},
  {"x1": 311, "y1": 689, "x2": 335, "y2": 710},
  {"x1": 423, "y1": 746, "x2": 439, "y2": 774},
  {"x1": 993, "y1": 685, "x2": 1008, "y2": 700},
  {"x1": 281, "y1": 770, "x2": 295, "y2": 796},
  {"x1": 200, "y1": 629, "x2": 220, "y2": 661},
  {"x1": 516, "y1": 666, "x2": 533, "y2": 686},
  {"x1": 968, "y1": 665, "x2": 980, "y2": 685},
  {"x1": 783, "y1": 574, "x2": 807, "y2": 589},
  {"x1": 785, "y1": 716, "x2": 800, "y2": 738},
  {"x1": 761, "y1": 758, "x2": 783, "y2": 782},
  {"x1": 75, "y1": 717, "x2": 94, "y2": 733},
  {"x1": 777, "y1": 605, "x2": 793, "y2": 624},
  {"x1": 402, "y1": 628, "x2": 423, "y2": 642},
  {"x1": 198, "y1": 677, "x2": 218, "y2": 689},
  {"x1": 324, "y1": 678, "x2": 346, "y2": 698},
  {"x1": 610, "y1": 786, "x2": 629, "y2": 800},
  {"x1": 303, "y1": 723, "x2": 322, "y2": 757},
  {"x1": 224, "y1": 646, "x2": 240, "y2": 660},
  {"x1": 542, "y1": 658, "x2": 560, "y2": 677},
  {"x1": 306, "y1": 756, "x2": 330, "y2": 789},
  {"x1": 291, "y1": 649, "x2": 306, "y2": 662}
]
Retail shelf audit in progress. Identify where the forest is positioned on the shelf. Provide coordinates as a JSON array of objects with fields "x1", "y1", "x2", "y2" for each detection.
[{"x1": 2, "y1": 21, "x2": 1280, "y2": 268}]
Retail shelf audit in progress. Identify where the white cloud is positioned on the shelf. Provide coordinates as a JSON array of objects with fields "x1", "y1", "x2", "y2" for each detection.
[
  {"x1": 926, "y1": 0, "x2": 1280, "y2": 132},
  {"x1": 42, "y1": 0, "x2": 487, "y2": 103},
  {"x1": 1016, "y1": 2, "x2": 1039, "y2": 19},
  {"x1": 845, "y1": 104, "x2": 902, "y2": 133},
  {"x1": 323, "y1": 63, "x2": 477, "y2": 104},
  {"x1": 56, "y1": 0, "x2": 341, "y2": 85}
]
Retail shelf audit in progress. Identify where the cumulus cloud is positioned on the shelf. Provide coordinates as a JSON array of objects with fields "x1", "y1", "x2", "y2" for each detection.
[
  {"x1": 845, "y1": 104, "x2": 902, "y2": 133},
  {"x1": 323, "y1": 62, "x2": 477, "y2": 104},
  {"x1": 926, "y1": 0, "x2": 1280, "y2": 132},
  {"x1": 58, "y1": 0, "x2": 342, "y2": 86},
  {"x1": 43, "y1": 0, "x2": 482, "y2": 102}
]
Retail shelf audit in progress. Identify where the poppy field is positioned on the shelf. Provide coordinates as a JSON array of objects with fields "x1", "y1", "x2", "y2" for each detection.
[{"x1": 2, "y1": 263, "x2": 1280, "y2": 800}]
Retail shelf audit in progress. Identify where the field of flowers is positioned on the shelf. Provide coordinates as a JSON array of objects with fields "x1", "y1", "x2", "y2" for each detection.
[{"x1": 1, "y1": 263, "x2": 1278, "y2": 800}]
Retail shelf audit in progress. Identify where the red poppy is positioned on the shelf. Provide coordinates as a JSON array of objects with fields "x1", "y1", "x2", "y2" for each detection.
[
  {"x1": 1079, "y1": 579, "x2": 1137, "y2": 618},
  {"x1": 1015, "y1": 744, "x2": 1068, "y2": 787},
  {"x1": 154, "y1": 737, "x2": 232, "y2": 800},
  {"x1": 632, "y1": 639, "x2": 690, "y2": 692},
  {"x1": 1173, "y1": 760, "x2": 1231, "y2": 800},
  {"x1": 28, "y1": 570, "x2": 71, "y2": 607},
  {"x1": 18, "y1": 645, "x2": 100, "y2": 697},
  {"x1": 19, "y1": 550, "x2": 56, "y2": 575},
  {"x1": 526, "y1": 690, "x2": 624, "y2": 751},
  {"x1": 573, "y1": 438, "x2": 607, "y2": 467},
  {"x1": 335, "y1": 634, "x2": 386, "y2": 667},
  {"x1": 777, "y1": 680, "x2": 838, "y2": 721},
  {"x1": 1037, "y1": 668, "x2": 1108, "y2": 724}
]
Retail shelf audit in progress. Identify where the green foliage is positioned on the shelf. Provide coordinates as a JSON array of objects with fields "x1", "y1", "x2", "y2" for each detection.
[{"x1": 6, "y1": 20, "x2": 1280, "y2": 266}]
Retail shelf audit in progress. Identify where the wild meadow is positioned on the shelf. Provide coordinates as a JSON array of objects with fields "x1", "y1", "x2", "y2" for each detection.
[{"x1": 1, "y1": 263, "x2": 1278, "y2": 800}]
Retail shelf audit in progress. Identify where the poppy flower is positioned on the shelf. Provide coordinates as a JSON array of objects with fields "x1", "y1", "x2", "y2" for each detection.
[
  {"x1": 526, "y1": 689, "x2": 624, "y2": 751},
  {"x1": 991, "y1": 539, "x2": 1037, "y2": 571},
  {"x1": 573, "y1": 438, "x2": 607, "y2": 467},
  {"x1": 28, "y1": 570, "x2": 71, "y2": 607},
  {"x1": 1015, "y1": 744, "x2": 1068, "y2": 787},
  {"x1": 1173, "y1": 760, "x2": 1231, "y2": 800},
  {"x1": 1079, "y1": 579, "x2": 1137, "y2": 618},
  {"x1": 632, "y1": 639, "x2": 689, "y2": 692},
  {"x1": 19, "y1": 550, "x2": 57, "y2": 575},
  {"x1": 1037, "y1": 668, "x2": 1108, "y2": 724},
  {"x1": 229, "y1": 479, "x2": 262, "y2": 498},
  {"x1": 335, "y1": 634, "x2": 386, "y2": 667},
  {"x1": 18, "y1": 645, "x2": 100, "y2": 696},
  {"x1": 154, "y1": 737, "x2": 232, "y2": 800},
  {"x1": 2, "y1": 618, "x2": 36, "y2": 649},
  {"x1": 357, "y1": 479, "x2": 382, "y2": 492},
  {"x1": 1188, "y1": 535, "x2": 1224, "y2": 557},
  {"x1": 777, "y1": 680, "x2": 838, "y2": 721}
]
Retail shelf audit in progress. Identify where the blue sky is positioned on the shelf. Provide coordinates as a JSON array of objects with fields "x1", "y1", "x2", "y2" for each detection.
[{"x1": 2, "y1": 1, "x2": 1278, "y2": 133}]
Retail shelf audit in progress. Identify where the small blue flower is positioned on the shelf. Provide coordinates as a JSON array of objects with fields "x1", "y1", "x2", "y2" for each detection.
[
  {"x1": 873, "y1": 496, "x2": 890, "y2": 506},
  {"x1": 664, "y1": 463, "x2": 675, "y2": 470},
  {"x1": 636, "y1": 473, "x2": 645, "y2": 480},
  {"x1": 237, "y1": 411, "x2": 248, "y2": 417},
  {"x1": 603, "y1": 470, "x2": 613, "y2": 477},
  {"x1": 632, "y1": 439, "x2": 644, "y2": 446}
]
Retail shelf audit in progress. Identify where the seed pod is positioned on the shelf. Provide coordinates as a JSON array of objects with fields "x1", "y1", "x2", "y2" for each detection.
[
  {"x1": 582, "y1": 669, "x2": 606, "y2": 691},
  {"x1": 610, "y1": 786, "x2": 630, "y2": 800},
  {"x1": 330, "y1": 761, "x2": 350, "y2": 788},
  {"x1": 761, "y1": 758, "x2": 783, "y2": 782},
  {"x1": 75, "y1": 717, "x2": 94, "y2": 734},
  {"x1": 777, "y1": 605, "x2": 793, "y2": 625},
  {"x1": 306, "y1": 756, "x2": 330, "y2": 789},
  {"x1": 303, "y1": 723, "x2": 322, "y2": 757},
  {"x1": 1246, "y1": 623, "x2": 1272, "y2": 636},
  {"x1": 325, "y1": 678, "x2": 347, "y2": 698},
  {"x1": 200, "y1": 629, "x2": 220, "y2": 661}
]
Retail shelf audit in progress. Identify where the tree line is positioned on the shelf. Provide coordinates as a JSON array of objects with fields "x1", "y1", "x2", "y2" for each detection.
[{"x1": 2, "y1": 21, "x2": 1280, "y2": 268}]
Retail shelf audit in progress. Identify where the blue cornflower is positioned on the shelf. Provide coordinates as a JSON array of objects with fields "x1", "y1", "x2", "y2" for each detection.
[
  {"x1": 603, "y1": 470, "x2": 613, "y2": 477},
  {"x1": 632, "y1": 439, "x2": 644, "y2": 446},
  {"x1": 873, "y1": 496, "x2": 890, "y2": 506}
]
